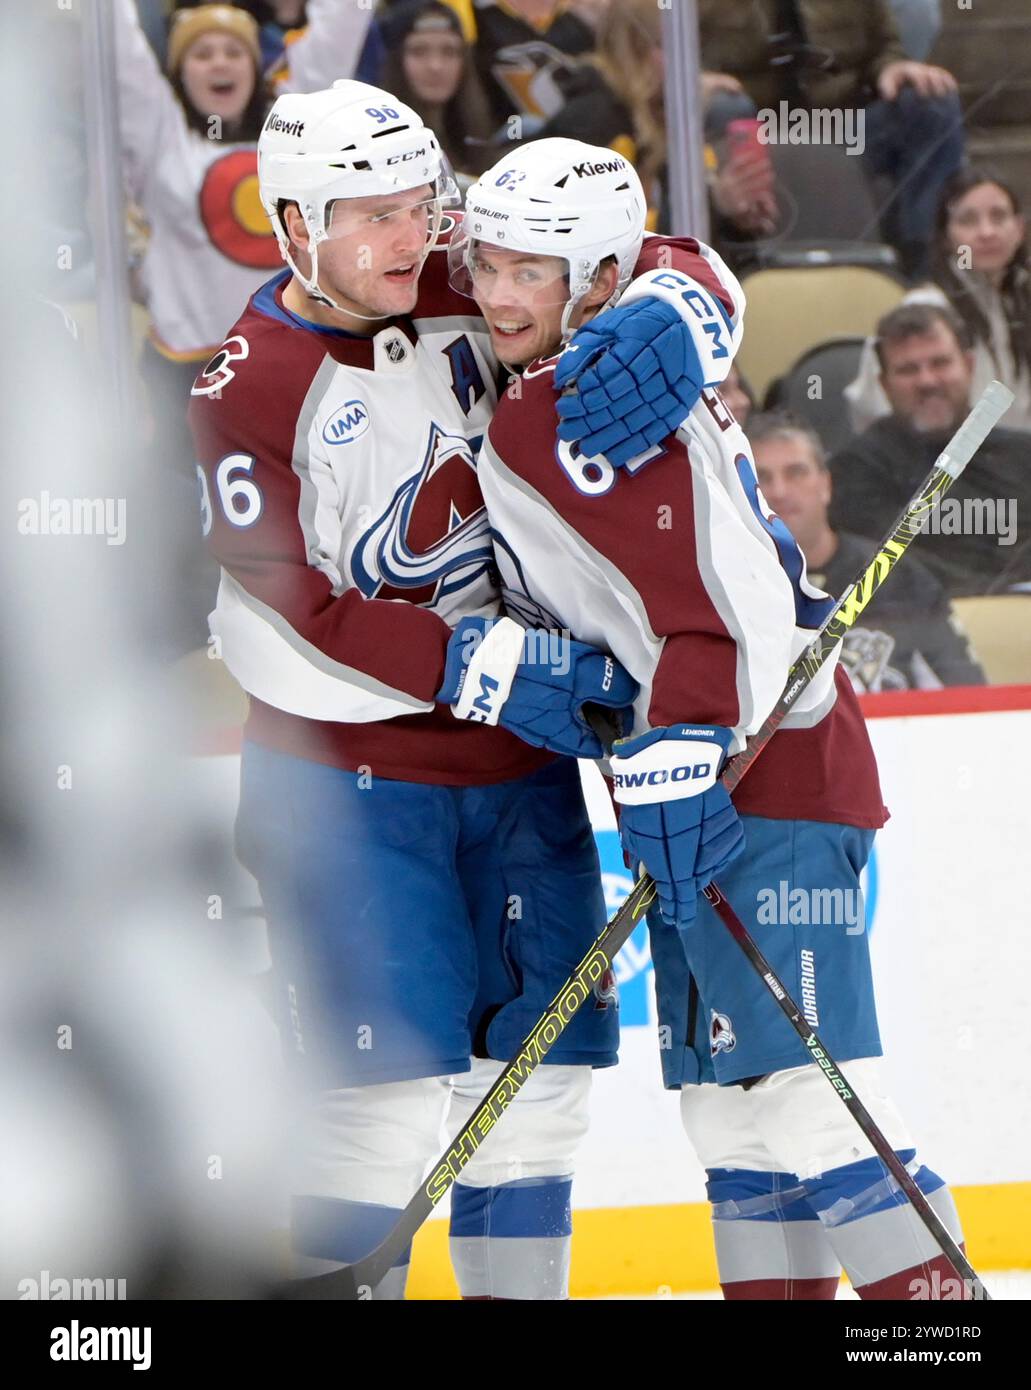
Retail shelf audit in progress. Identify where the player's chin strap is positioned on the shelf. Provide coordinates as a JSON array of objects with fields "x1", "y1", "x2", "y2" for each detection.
[
  {"x1": 275, "y1": 382, "x2": 1012, "y2": 1302},
  {"x1": 558, "y1": 259, "x2": 632, "y2": 344}
]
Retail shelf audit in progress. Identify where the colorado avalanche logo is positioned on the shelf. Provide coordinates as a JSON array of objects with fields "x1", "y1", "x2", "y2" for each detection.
[
  {"x1": 593, "y1": 967, "x2": 619, "y2": 1012},
  {"x1": 491, "y1": 529, "x2": 565, "y2": 629},
  {"x1": 710, "y1": 1010, "x2": 736, "y2": 1056},
  {"x1": 350, "y1": 423, "x2": 493, "y2": 606}
]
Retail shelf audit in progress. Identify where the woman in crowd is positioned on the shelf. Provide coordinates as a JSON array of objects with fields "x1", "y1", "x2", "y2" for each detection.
[
  {"x1": 378, "y1": 1, "x2": 495, "y2": 182},
  {"x1": 113, "y1": 0, "x2": 370, "y2": 650},
  {"x1": 847, "y1": 169, "x2": 1031, "y2": 432},
  {"x1": 721, "y1": 363, "x2": 756, "y2": 428},
  {"x1": 115, "y1": 0, "x2": 369, "y2": 405}
]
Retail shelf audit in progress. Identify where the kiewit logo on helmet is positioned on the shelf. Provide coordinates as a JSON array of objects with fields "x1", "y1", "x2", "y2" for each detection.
[
  {"x1": 572, "y1": 159, "x2": 627, "y2": 178},
  {"x1": 264, "y1": 113, "x2": 305, "y2": 138}
]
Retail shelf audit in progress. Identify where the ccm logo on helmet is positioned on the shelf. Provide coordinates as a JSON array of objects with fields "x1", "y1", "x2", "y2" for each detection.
[
  {"x1": 613, "y1": 763, "x2": 712, "y2": 790},
  {"x1": 264, "y1": 113, "x2": 305, "y2": 138},
  {"x1": 573, "y1": 159, "x2": 627, "y2": 178},
  {"x1": 386, "y1": 148, "x2": 426, "y2": 164}
]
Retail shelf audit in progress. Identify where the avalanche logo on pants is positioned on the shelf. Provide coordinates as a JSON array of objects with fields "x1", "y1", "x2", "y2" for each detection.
[
  {"x1": 593, "y1": 966, "x2": 618, "y2": 1011},
  {"x1": 350, "y1": 423, "x2": 494, "y2": 606},
  {"x1": 710, "y1": 1010, "x2": 736, "y2": 1056}
]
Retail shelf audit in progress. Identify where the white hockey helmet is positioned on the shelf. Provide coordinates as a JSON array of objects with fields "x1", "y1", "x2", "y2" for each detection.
[
  {"x1": 449, "y1": 138, "x2": 647, "y2": 338},
  {"x1": 258, "y1": 79, "x2": 459, "y2": 309}
]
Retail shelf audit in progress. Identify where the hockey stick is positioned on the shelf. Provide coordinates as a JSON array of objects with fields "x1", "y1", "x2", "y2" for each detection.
[{"x1": 282, "y1": 381, "x2": 1011, "y2": 1300}]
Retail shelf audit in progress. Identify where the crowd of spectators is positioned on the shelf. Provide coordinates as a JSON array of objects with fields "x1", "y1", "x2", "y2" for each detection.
[
  {"x1": 59, "y1": 0, "x2": 1031, "y2": 681},
  {"x1": 846, "y1": 168, "x2": 1031, "y2": 433}
]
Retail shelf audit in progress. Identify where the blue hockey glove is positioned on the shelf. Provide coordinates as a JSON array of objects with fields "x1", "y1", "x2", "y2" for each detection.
[
  {"x1": 554, "y1": 297, "x2": 708, "y2": 467},
  {"x1": 437, "y1": 616, "x2": 638, "y2": 760},
  {"x1": 610, "y1": 723, "x2": 745, "y2": 929}
]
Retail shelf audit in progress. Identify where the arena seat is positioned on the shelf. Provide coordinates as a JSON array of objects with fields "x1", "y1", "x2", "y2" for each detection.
[
  {"x1": 950, "y1": 595, "x2": 1031, "y2": 685},
  {"x1": 767, "y1": 141, "x2": 886, "y2": 246},
  {"x1": 763, "y1": 336, "x2": 866, "y2": 456},
  {"x1": 736, "y1": 265, "x2": 905, "y2": 402}
]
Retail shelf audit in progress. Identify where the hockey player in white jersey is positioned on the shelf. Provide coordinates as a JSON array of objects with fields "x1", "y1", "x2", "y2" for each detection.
[
  {"x1": 455, "y1": 139, "x2": 971, "y2": 1300},
  {"x1": 190, "y1": 84, "x2": 747, "y2": 1300}
]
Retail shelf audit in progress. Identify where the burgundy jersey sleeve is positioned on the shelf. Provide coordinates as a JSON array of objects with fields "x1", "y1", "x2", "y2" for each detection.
[
  {"x1": 188, "y1": 312, "x2": 452, "y2": 723},
  {"x1": 632, "y1": 233, "x2": 743, "y2": 326}
]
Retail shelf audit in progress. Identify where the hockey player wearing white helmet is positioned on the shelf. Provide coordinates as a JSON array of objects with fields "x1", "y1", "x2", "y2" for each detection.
[
  {"x1": 466, "y1": 138, "x2": 968, "y2": 1302},
  {"x1": 192, "y1": 81, "x2": 647, "y2": 1303},
  {"x1": 451, "y1": 139, "x2": 746, "y2": 463},
  {"x1": 194, "y1": 78, "x2": 751, "y2": 1302},
  {"x1": 449, "y1": 138, "x2": 649, "y2": 361},
  {"x1": 258, "y1": 81, "x2": 458, "y2": 323}
]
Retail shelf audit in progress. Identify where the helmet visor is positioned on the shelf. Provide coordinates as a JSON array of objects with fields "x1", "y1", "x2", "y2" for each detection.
[
  {"x1": 322, "y1": 156, "x2": 460, "y2": 243},
  {"x1": 447, "y1": 225, "x2": 574, "y2": 309}
]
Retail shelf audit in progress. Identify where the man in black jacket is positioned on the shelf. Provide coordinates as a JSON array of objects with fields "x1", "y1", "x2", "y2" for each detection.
[
  {"x1": 749, "y1": 410, "x2": 987, "y2": 690},
  {"x1": 828, "y1": 303, "x2": 1031, "y2": 598}
]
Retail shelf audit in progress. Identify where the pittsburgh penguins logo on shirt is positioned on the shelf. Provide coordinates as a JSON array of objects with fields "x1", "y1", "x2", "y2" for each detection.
[
  {"x1": 492, "y1": 41, "x2": 577, "y2": 120},
  {"x1": 199, "y1": 149, "x2": 281, "y2": 270}
]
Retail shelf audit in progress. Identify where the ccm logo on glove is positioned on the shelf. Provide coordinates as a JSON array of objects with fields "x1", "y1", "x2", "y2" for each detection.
[
  {"x1": 437, "y1": 616, "x2": 640, "y2": 760},
  {"x1": 445, "y1": 618, "x2": 527, "y2": 724},
  {"x1": 469, "y1": 673, "x2": 501, "y2": 722}
]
